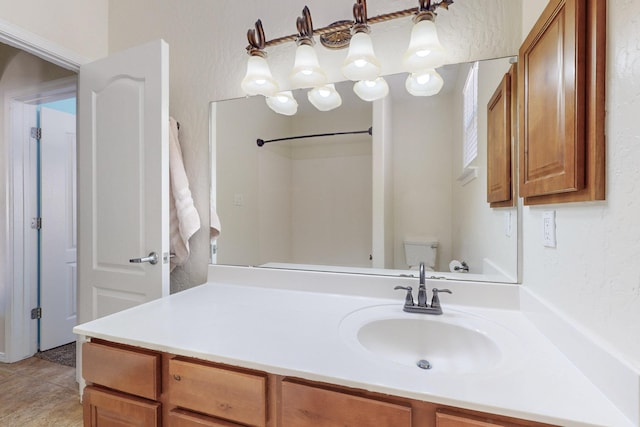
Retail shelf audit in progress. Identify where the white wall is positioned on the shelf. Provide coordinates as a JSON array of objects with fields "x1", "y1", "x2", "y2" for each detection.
[
  {"x1": 0, "y1": 0, "x2": 108, "y2": 61},
  {"x1": 215, "y1": 95, "x2": 291, "y2": 267},
  {"x1": 216, "y1": 96, "x2": 372, "y2": 268},
  {"x1": 390, "y1": 93, "x2": 454, "y2": 271},
  {"x1": 290, "y1": 109, "x2": 372, "y2": 268},
  {"x1": 519, "y1": 0, "x2": 640, "y2": 370}
]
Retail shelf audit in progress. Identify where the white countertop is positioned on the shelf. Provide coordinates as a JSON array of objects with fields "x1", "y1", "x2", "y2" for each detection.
[{"x1": 74, "y1": 274, "x2": 634, "y2": 427}]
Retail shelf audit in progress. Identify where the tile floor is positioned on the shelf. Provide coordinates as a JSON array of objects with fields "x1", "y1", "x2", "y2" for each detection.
[{"x1": 0, "y1": 357, "x2": 83, "y2": 426}]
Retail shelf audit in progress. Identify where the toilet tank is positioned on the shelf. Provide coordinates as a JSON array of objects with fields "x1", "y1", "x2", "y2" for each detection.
[{"x1": 403, "y1": 240, "x2": 439, "y2": 270}]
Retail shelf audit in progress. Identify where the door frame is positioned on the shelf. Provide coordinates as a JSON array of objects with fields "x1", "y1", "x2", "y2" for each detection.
[
  {"x1": 1, "y1": 21, "x2": 85, "y2": 363},
  {"x1": 3, "y1": 77, "x2": 77, "y2": 362}
]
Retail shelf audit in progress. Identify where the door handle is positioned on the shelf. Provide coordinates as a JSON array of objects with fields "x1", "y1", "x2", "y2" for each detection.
[{"x1": 129, "y1": 252, "x2": 159, "y2": 265}]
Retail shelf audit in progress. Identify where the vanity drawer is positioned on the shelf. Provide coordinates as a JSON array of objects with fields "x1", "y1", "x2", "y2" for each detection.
[
  {"x1": 82, "y1": 341, "x2": 161, "y2": 400},
  {"x1": 281, "y1": 380, "x2": 412, "y2": 427},
  {"x1": 169, "y1": 409, "x2": 246, "y2": 427},
  {"x1": 168, "y1": 358, "x2": 267, "y2": 427}
]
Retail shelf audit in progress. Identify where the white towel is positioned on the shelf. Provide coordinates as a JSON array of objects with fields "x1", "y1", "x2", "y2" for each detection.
[{"x1": 169, "y1": 117, "x2": 200, "y2": 271}]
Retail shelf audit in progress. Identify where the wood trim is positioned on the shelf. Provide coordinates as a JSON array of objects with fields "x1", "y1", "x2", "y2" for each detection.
[
  {"x1": 0, "y1": 19, "x2": 86, "y2": 71},
  {"x1": 524, "y1": 0, "x2": 606, "y2": 205}
]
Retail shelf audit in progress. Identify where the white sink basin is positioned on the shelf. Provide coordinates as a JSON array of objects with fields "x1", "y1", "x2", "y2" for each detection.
[{"x1": 339, "y1": 304, "x2": 527, "y2": 375}]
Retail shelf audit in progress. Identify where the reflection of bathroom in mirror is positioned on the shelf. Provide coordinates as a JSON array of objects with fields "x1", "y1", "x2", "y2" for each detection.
[{"x1": 211, "y1": 55, "x2": 519, "y2": 283}]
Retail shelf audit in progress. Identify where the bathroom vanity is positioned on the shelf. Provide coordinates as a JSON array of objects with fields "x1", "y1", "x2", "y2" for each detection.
[{"x1": 74, "y1": 266, "x2": 634, "y2": 427}]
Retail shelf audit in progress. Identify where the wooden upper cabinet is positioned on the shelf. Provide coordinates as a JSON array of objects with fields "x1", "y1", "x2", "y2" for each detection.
[
  {"x1": 487, "y1": 65, "x2": 515, "y2": 207},
  {"x1": 519, "y1": 0, "x2": 606, "y2": 204}
]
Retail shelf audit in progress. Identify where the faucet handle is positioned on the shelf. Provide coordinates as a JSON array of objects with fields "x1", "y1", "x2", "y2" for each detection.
[
  {"x1": 430, "y1": 288, "x2": 452, "y2": 309},
  {"x1": 394, "y1": 286, "x2": 415, "y2": 307}
]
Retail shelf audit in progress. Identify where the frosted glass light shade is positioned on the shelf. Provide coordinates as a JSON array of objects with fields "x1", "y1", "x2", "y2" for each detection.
[
  {"x1": 405, "y1": 69, "x2": 444, "y2": 96},
  {"x1": 342, "y1": 32, "x2": 381, "y2": 81},
  {"x1": 289, "y1": 44, "x2": 327, "y2": 89},
  {"x1": 241, "y1": 55, "x2": 279, "y2": 96},
  {"x1": 307, "y1": 84, "x2": 342, "y2": 111},
  {"x1": 266, "y1": 91, "x2": 298, "y2": 116},
  {"x1": 353, "y1": 77, "x2": 389, "y2": 102},
  {"x1": 402, "y1": 19, "x2": 446, "y2": 72}
]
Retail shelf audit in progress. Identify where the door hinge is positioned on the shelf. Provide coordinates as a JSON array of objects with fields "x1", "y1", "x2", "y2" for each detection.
[
  {"x1": 31, "y1": 217, "x2": 42, "y2": 230},
  {"x1": 31, "y1": 127, "x2": 42, "y2": 140},
  {"x1": 31, "y1": 307, "x2": 42, "y2": 320}
]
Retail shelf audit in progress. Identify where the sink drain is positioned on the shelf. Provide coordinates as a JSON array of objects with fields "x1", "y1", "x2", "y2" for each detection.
[{"x1": 416, "y1": 359, "x2": 432, "y2": 370}]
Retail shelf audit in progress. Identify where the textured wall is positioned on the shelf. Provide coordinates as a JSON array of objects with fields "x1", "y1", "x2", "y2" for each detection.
[
  {"x1": 520, "y1": 0, "x2": 640, "y2": 370},
  {"x1": 0, "y1": 0, "x2": 108, "y2": 60}
]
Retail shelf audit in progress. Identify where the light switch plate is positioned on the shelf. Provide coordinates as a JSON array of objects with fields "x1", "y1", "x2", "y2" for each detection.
[{"x1": 543, "y1": 210, "x2": 557, "y2": 248}]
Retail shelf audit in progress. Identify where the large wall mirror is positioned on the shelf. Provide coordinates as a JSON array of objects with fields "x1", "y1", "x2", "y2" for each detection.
[{"x1": 210, "y1": 1, "x2": 522, "y2": 283}]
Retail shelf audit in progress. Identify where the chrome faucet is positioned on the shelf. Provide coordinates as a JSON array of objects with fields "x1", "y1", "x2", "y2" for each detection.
[{"x1": 394, "y1": 262, "x2": 452, "y2": 315}]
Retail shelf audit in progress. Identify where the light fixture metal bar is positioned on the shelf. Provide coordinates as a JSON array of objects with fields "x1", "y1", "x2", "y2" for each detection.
[
  {"x1": 257, "y1": 127, "x2": 373, "y2": 147},
  {"x1": 264, "y1": 7, "x2": 419, "y2": 48}
]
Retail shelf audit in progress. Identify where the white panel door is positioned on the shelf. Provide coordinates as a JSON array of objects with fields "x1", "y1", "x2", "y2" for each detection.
[
  {"x1": 77, "y1": 40, "x2": 170, "y2": 325},
  {"x1": 40, "y1": 107, "x2": 77, "y2": 350}
]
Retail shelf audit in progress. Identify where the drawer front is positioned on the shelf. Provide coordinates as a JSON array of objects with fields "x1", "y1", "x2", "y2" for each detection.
[
  {"x1": 83, "y1": 341, "x2": 160, "y2": 400},
  {"x1": 281, "y1": 380, "x2": 412, "y2": 427},
  {"x1": 169, "y1": 409, "x2": 246, "y2": 427},
  {"x1": 83, "y1": 386, "x2": 160, "y2": 427},
  {"x1": 436, "y1": 412, "x2": 505, "y2": 427},
  {"x1": 169, "y1": 358, "x2": 267, "y2": 427}
]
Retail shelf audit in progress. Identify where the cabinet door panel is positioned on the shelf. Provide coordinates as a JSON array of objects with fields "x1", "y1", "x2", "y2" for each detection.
[
  {"x1": 168, "y1": 358, "x2": 267, "y2": 427},
  {"x1": 83, "y1": 386, "x2": 160, "y2": 427},
  {"x1": 519, "y1": 0, "x2": 586, "y2": 197},
  {"x1": 487, "y1": 69, "x2": 513, "y2": 206},
  {"x1": 281, "y1": 380, "x2": 411, "y2": 427}
]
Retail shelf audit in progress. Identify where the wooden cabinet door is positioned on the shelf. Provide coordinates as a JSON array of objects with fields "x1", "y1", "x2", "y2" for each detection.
[
  {"x1": 281, "y1": 380, "x2": 411, "y2": 427},
  {"x1": 519, "y1": 0, "x2": 586, "y2": 198},
  {"x1": 83, "y1": 386, "x2": 160, "y2": 427},
  {"x1": 487, "y1": 67, "x2": 513, "y2": 207}
]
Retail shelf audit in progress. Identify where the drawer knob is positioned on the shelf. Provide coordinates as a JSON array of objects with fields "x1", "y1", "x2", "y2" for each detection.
[{"x1": 173, "y1": 374, "x2": 181, "y2": 381}]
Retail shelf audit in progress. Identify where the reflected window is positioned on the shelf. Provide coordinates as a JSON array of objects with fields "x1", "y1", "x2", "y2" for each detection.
[{"x1": 462, "y1": 62, "x2": 478, "y2": 168}]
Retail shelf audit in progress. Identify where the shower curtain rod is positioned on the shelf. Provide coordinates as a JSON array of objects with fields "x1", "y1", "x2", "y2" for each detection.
[{"x1": 257, "y1": 127, "x2": 372, "y2": 147}]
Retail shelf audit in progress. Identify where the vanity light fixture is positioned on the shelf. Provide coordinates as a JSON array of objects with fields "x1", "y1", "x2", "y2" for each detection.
[
  {"x1": 308, "y1": 84, "x2": 342, "y2": 111},
  {"x1": 354, "y1": 77, "x2": 389, "y2": 102},
  {"x1": 402, "y1": 0, "x2": 448, "y2": 73},
  {"x1": 341, "y1": 0, "x2": 381, "y2": 82},
  {"x1": 405, "y1": 69, "x2": 444, "y2": 96},
  {"x1": 266, "y1": 91, "x2": 298, "y2": 116},
  {"x1": 241, "y1": 20, "x2": 279, "y2": 97},
  {"x1": 289, "y1": 7, "x2": 327, "y2": 89},
  {"x1": 242, "y1": 0, "x2": 453, "y2": 113}
]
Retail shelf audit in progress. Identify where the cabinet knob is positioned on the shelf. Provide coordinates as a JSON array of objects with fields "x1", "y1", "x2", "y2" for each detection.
[{"x1": 173, "y1": 374, "x2": 181, "y2": 381}]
